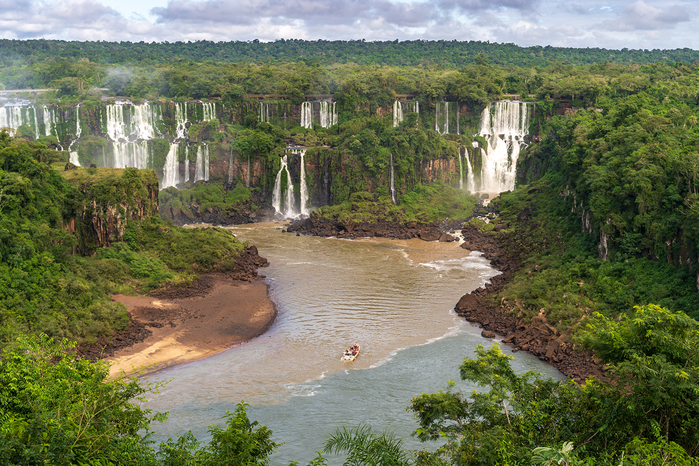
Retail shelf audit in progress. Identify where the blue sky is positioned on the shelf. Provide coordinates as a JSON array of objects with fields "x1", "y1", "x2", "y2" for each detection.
[{"x1": 0, "y1": 0, "x2": 696, "y2": 49}]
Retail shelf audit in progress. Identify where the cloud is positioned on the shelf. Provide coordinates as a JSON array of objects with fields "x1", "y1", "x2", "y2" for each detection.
[
  {"x1": 0, "y1": 0, "x2": 696, "y2": 49},
  {"x1": 440, "y1": 0, "x2": 539, "y2": 12},
  {"x1": 601, "y1": 0, "x2": 692, "y2": 31},
  {"x1": 151, "y1": 0, "x2": 442, "y2": 27},
  {"x1": 0, "y1": 0, "x2": 127, "y2": 40}
]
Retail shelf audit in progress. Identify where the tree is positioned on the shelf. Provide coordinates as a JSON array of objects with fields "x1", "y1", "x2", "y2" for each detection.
[
  {"x1": 323, "y1": 424, "x2": 410, "y2": 466},
  {"x1": 0, "y1": 334, "x2": 161, "y2": 465},
  {"x1": 581, "y1": 304, "x2": 699, "y2": 455}
]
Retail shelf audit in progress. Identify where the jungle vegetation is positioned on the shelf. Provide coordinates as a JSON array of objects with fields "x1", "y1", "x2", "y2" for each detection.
[{"x1": 2, "y1": 40, "x2": 699, "y2": 463}]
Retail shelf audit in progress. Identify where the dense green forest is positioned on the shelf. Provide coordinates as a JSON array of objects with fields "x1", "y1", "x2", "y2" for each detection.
[
  {"x1": 2, "y1": 40, "x2": 699, "y2": 464},
  {"x1": 1, "y1": 39, "x2": 699, "y2": 70}
]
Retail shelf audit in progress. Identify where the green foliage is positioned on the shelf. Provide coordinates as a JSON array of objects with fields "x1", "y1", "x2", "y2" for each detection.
[
  {"x1": 409, "y1": 303, "x2": 699, "y2": 464},
  {"x1": 323, "y1": 425, "x2": 410, "y2": 466},
  {"x1": 0, "y1": 335, "x2": 159, "y2": 465},
  {"x1": 0, "y1": 133, "x2": 248, "y2": 348},
  {"x1": 580, "y1": 305, "x2": 699, "y2": 454},
  {"x1": 123, "y1": 217, "x2": 245, "y2": 273},
  {"x1": 157, "y1": 403, "x2": 279, "y2": 465},
  {"x1": 313, "y1": 183, "x2": 477, "y2": 228},
  {"x1": 492, "y1": 177, "x2": 699, "y2": 331},
  {"x1": 159, "y1": 182, "x2": 255, "y2": 216}
]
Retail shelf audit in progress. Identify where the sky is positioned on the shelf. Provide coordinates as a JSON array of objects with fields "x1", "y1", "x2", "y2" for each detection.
[{"x1": 0, "y1": 0, "x2": 696, "y2": 50}]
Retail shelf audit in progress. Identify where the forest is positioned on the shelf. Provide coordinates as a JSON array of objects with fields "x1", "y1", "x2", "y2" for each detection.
[{"x1": 1, "y1": 40, "x2": 699, "y2": 464}]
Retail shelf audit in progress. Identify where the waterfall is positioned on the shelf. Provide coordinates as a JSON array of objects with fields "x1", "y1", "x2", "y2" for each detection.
[
  {"x1": 390, "y1": 153, "x2": 396, "y2": 204},
  {"x1": 202, "y1": 102, "x2": 216, "y2": 121},
  {"x1": 68, "y1": 104, "x2": 82, "y2": 166},
  {"x1": 272, "y1": 154, "x2": 294, "y2": 216},
  {"x1": 131, "y1": 103, "x2": 157, "y2": 140},
  {"x1": 394, "y1": 100, "x2": 419, "y2": 127},
  {"x1": 457, "y1": 148, "x2": 463, "y2": 190},
  {"x1": 478, "y1": 101, "x2": 531, "y2": 192},
  {"x1": 161, "y1": 143, "x2": 180, "y2": 190},
  {"x1": 194, "y1": 145, "x2": 209, "y2": 182},
  {"x1": 175, "y1": 102, "x2": 188, "y2": 139},
  {"x1": 112, "y1": 141, "x2": 150, "y2": 168},
  {"x1": 259, "y1": 102, "x2": 270, "y2": 124},
  {"x1": 1, "y1": 106, "x2": 18, "y2": 136},
  {"x1": 435, "y1": 102, "x2": 458, "y2": 135},
  {"x1": 105, "y1": 103, "x2": 128, "y2": 141},
  {"x1": 435, "y1": 101, "x2": 449, "y2": 134},
  {"x1": 43, "y1": 106, "x2": 57, "y2": 137},
  {"x1": 393, "y1": 101, "x2": 402, "y2": 127},
  {"x1": 301, "y1": 102, "x2": 313, "y2": 129},
  {"x1": 298, "y1": 149, "x2": 309, "y2": 215},
  {"x1": 31, "y1": 107, "x2": 40, "y2": 140},
  {"x1": 318, "y1": 101, "x2": 337, "y2": 128},
  {"x1": 184, "y1": 156, "x2": 190, "y2": 184},
  {"x1": 465, "y1": 147, "x2": 476, "y2": 192}
]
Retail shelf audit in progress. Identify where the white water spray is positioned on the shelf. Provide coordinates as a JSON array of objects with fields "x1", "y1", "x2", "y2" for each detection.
[
  {"x1": 194, "y1": 145, "x2": 209, "y2": 182},
  {"x1": 272, "y1": 154, "x2": 294, "y2": 217},
  {"x1": 161, "y1": 143, "x2": 180, "y2": 190},
  {"x1": 478, "y1": 101, "x2": 532, "y2": 192},
  {"x1": 301, "y1": 102, "x2": 313, "y2": 129}
]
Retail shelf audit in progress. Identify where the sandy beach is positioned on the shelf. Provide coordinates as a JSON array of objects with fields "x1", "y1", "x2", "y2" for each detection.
[{"x1": 107, "y1": 276, "x2": 276, "y2": 377}]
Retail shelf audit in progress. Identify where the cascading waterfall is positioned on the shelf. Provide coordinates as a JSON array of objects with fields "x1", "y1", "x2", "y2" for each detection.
[
  {"x1": 393, "y1": 101, "x2": 402, "y2": 127},
  {"x1": 43, "y1": 106, "x2": 57, "y2": 137},
  {"x1": 318, "y1": 101, "x2": 337, "y2": 128},
  {"x1": 272, "y1": 154, "x2": 294, "y2": 216},
  {"x1": 478, "y1": 101, "x2": 532, "y2": 192},
  {"x1": 259, "y1": 102, "x2": 270, "y2": 124},
  {"x1": 161, "y1": 143, "x2": 180, "y2": 190},
  {"x1": 184, "y1": 157, "x2": 190, "y2": 184},
  {"x1": 297, "y1": 149, "x2": 309, "y2": 215},
  {"x1": 131, "y1": 103, "x2": 158, "y2": 140},
  {"x1": 194, "y1": 145, "x2": 209, "y2": 182},
  {"x1": 435, "y1": 101, "x2": 459, "y2": 134},
  {"x1": 202, "y1": 102, "x2": 216, "y2": 121},
  {"x1": 465, "y1": 146, "x2": 476, "y2": 192},
  {"x1": 68, "y1": 104, "x2": 82, "y2": 166},
  {"x1": 31, "y1": 107, "x2": 39, "y2": 140},
  {"x1": 105, "y1": 102, "x2": 161, "y2": 170},
  {"x1": 394, "y1": 100, "x2": 419, "y2": 127},
  {"x1": 175, "y1": 102, "x2": 188, "y2": 139},
  {"x1": 435, "y1": 101, "x2": 448, "y2": 134},
  {"x1": 390, "y1": 153, "x2": 397, "y2": 204},
  {"x1": 112, "y1": 141, "x2": 150, "y2": 168},
  {"x1": 105, "y1": 102, "x2": 128, "y2": 141},
  {"x1": 301, "y1": 102, "x2": 313, "y2": 129},
  {"x1": 0, "y1": 105, "x2": 28, "y2": 136}
]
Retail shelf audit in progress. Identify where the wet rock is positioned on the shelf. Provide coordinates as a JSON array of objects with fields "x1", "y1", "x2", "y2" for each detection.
[{"x1": 481, "y1": 330, "x2": 496, "y2": 339}]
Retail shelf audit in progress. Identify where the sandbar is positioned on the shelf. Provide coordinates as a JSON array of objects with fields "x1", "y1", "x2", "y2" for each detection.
[{"x1": 107, "y1": 276, "x2": 276, "y2": 377}]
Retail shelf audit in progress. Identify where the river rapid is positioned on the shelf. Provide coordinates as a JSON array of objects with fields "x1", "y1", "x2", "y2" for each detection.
[{"x1": 143, "y1": 222, "x2": 560, "y2": 464}]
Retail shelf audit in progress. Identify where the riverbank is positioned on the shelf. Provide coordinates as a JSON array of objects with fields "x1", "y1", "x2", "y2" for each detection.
[
  {"x1": 455, "y1": 222, "x2": 605, "y2": 382},
  {"x1": 106, "y1": 276, "x2": 276, "y2": 377},
  {"x1": 76, "y1": 244, "x2": 276, "y2": 376}
]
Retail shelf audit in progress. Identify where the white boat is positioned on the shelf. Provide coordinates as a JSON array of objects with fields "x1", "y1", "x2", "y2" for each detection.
[{"x1": 341, "y1": 344, "x2": 360, "y2": 361}]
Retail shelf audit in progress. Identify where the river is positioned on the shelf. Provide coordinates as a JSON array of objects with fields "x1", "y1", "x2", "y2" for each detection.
[{"x1": 143, "y1": 222, "x2": 560, "y2": 464}]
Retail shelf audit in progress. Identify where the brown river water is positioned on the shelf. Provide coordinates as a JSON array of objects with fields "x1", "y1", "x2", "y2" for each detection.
[{"x1": 143, "y1": 222, "x2": 560, "y2": 464}]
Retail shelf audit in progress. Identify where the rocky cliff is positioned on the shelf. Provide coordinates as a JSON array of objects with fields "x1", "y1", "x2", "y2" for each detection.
[{"x1": 62, "y1": 165, "x2": 159, "y2": 252}]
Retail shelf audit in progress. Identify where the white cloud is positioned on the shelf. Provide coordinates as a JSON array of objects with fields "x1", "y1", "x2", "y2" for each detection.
[{"x1": 0, "y1": 0, "x2": 695, "y2": 49}]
